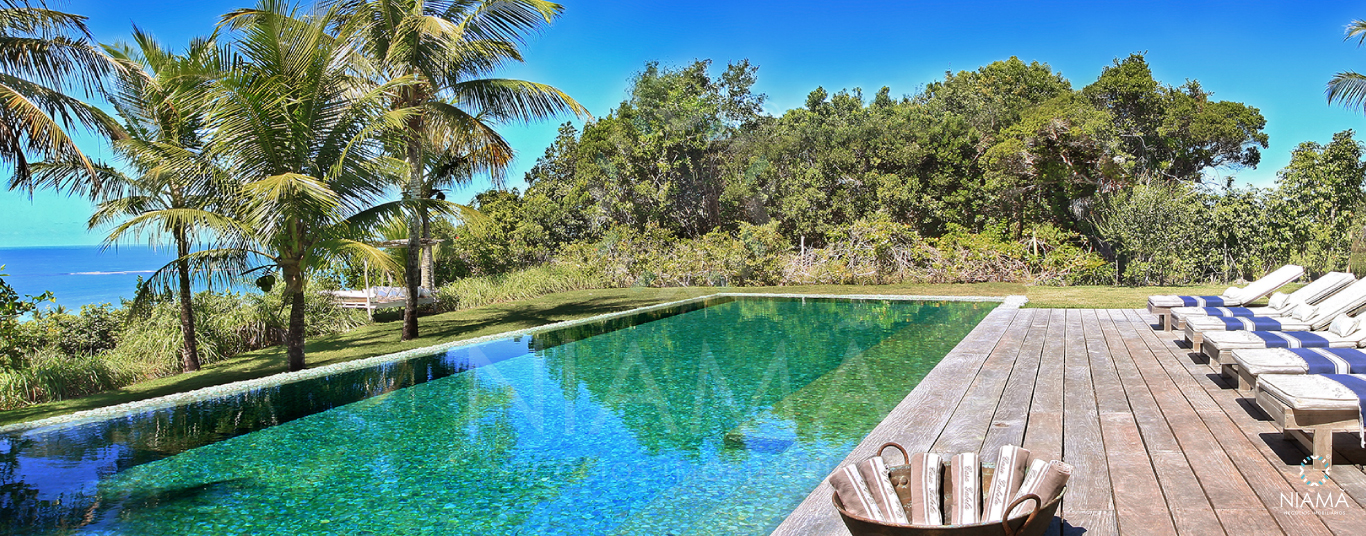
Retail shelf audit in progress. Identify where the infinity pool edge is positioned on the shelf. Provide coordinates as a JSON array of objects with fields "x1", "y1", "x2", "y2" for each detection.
[{"x1": 0, "y1": 292, "x2": 1024, "y2": 436}]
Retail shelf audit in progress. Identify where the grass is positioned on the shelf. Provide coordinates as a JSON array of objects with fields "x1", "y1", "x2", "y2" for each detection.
[{"x1": 0, "y1": 281, "x2": 1234, "y2": 427}]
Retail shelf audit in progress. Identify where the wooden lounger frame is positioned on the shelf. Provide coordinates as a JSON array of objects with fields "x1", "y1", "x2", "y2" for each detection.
[
  {"x1": 1199, "y1": 339, "x2": 1231, "y2": 368},
  {"x1": 1149, "y1": 304, "x2": 1175, "y2": 331},
  {"x1": 1184, "y1": 323, "x2": 1204, "y2": 347},
  {"x1": 1256, "y1": 386, "x2": 1359, "y2": 465},
  {"x1": 1219, "y1": 362, "x2": 1258, "y2": 393}
]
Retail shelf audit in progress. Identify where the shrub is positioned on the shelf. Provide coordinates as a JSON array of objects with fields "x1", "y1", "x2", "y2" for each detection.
[
  {"x1": 109, "y1": 288, "x2": 369, "y2": 381},
  {"x1": 0, "y1": 284, "x2": 369, "y2": 409},
  {"x1": 18, "y1": 303, "x2": 125, "y2": 358},
  {"x1": 432, "y1": 264, "x2": 606, "y2": 313},
  {"x1": 0, "y1": 348, "x2": 129, "y2": 410}
]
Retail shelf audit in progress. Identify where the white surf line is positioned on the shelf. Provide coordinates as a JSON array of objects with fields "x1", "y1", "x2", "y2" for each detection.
[{"x1": 0, "y1": 292, "x2": 1024, "y2": 435}]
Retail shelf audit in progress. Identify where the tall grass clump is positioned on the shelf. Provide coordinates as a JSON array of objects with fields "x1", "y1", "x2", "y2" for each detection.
[
  {"x1": 107, "y1": 290, "x2": 370, "y2": 381},
  {"x1": 0, "y1": 286, "x2": 369, "y2": 410},
  {"x1": 0, "y1": 348, "x2": 129, "y2": 410},
  {"x1": 433, "y1": 264, "x2": 606, "y2": 313}
]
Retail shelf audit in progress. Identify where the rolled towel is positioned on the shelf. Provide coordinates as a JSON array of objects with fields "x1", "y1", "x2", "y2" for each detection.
[
  {"x1": 983, "y1": 445, "x2": 1030, "y2": 522},
  {"x1": 949, "y1": 452, "x2": 981, "y2": 525},
  {"x1": 1009, "y1": 460, "x2": 1072, "y2": 518},
  {"x1": 857, "y1": 456, "x2": 910, "y2": 524},
  {"x1": 909, "y1": 452, "x2": 943, "y2": 525},
  {"x1": 828, "y1": 463, "x2": 887, "y2": 522}
]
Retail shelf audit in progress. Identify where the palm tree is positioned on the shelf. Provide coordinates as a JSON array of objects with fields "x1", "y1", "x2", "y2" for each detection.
[
  {"x1": 1328, "y1": 20, "x2": 1366, "y2": 110},
  {"x1": 1, "y1": 0, "x2": 121, "y2": 192},
  {"x1": 203, "y1": 0, "x2": 407, "y2": 371},
  {"x1": 414, "y1": 126, "x2": 508, "y2": 288},
  {"x1": 334, "y1": 0, "x2": 588, "y2": 340},
  {"x1": 27, "y1": 30, "x2": 231, "y2": 373}
]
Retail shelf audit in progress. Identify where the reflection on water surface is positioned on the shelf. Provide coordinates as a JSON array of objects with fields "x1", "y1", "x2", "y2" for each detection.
[{"x1": 0, "y1": 296, "x2": 991, "y2": 535}]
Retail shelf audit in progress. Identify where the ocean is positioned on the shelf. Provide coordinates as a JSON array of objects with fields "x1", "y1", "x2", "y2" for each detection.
[{"x1": 0, "y1": 245, "x2": 179, "y2": 310}]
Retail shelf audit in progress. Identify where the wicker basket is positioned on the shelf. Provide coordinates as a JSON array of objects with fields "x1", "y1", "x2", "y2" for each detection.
[
  {"x1": 832, "y1": 443, "x2": 1064, "y2": 536},
  {"x1": 832, "y1": 489, "x2": 1063, "y2": 536}
]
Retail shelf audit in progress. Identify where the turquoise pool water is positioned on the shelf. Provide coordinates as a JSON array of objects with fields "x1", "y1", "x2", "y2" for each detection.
[{"x1": 0, "y1": 296, "x2": 992, "y2": 535}]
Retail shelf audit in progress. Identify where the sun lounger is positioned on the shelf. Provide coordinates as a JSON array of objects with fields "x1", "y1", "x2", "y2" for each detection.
[
  {"x1": 1184, "y1": 316, "x2": 1314, "y2": 348},
  {"x1": 1169, "y1": 271, "x2": 1354, "y2": 330},
  {"x1": 324, "y1": 286, "x2": 434, "y2": 312},
  {"x1": 1199, "y1": 314, "x2": 1366, "y2": 367},
  {"x1": 1182, "y1": 275, "x2": 1366, "y2": 346},
  {"x1": 1255, "y1": 373, "x2": 1366, "y2": 463},
  {"x1": 1223, "y1": 347, "x2": 1366, "y2": 391},
  {"x1": 1147, "y1": 265, "x2": 1304, "y2": 331}
]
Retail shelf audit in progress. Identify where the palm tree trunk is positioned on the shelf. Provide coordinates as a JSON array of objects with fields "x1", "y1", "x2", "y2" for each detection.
[
  {"x1": 402, "y1": 117, "x2": 424, "y2": 341},
  {"x1": 421, "y1": 207, "x2": 433, "y2": 290},
  {"x1": 174, "y1": 227, "x2": 201, "y2": 372},
  {"x1": 284, "y1": 264, "x2": 307, "y2": 371}
]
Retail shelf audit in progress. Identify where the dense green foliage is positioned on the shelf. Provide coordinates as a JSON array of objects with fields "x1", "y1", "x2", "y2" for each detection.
[
  {"x1": 431, "y1": 54, "x2": 1365, "y2": 288},
  {"x1": 0, "y1": 269, "x2": 52, "y2": 366}
]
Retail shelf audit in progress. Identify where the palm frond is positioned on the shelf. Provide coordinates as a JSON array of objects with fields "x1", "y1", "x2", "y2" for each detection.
[
  {"x1": 0, "y1": 73, "x2": 108, "y2": 191},
  {"x1": 1328, "y1": 71, "x2": 1366, "y2": 110},
  {"x1": 101, "y1": 207, "x2": 251, "y2": 247},
  {"x1": 445, "y1": 0, "x2": 562, "y2": 45},
  {"x1": 450, "y1": 77, "x2": 589, "y2": 123}
]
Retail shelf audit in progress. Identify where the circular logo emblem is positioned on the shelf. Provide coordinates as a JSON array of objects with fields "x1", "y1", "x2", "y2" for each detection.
[{"x1": 1299, "y1": 455, "x2": 1332, "y2": 486}]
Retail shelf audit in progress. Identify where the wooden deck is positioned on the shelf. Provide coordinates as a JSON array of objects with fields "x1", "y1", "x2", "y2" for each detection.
[{"x1": 772, "y1": 307, "x2": 1366, "y2": 535}]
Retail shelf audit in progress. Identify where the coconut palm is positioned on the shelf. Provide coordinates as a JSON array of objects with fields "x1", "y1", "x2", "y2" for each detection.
[
  {"x1": 333, "y1": 0, "x2": 588, "y2": 340},
  {"x1": 1, "y1": 0, "x2": 121, "y2": 192},
  {"x1": 26, "y1": 29, "x2": 231, "y2": 373},
  {"x1": 201, "y1": 0, "x2": 410, "y2": 371},
  {"x1": 1328, "y1": 20, "x2": 1366, "y2": 110},
  {"x1": 411, "y1": 125, "x2": 507, "y2": 288}
]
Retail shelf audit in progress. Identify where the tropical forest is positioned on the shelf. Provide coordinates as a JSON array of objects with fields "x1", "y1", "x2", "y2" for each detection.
[{"x1": 0, "y1": 0, "x2": 1363, "y2": 419}]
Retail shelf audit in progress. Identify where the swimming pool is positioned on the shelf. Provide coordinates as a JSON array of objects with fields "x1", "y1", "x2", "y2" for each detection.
[{"x1": 0, "y1": 295, "x2": 993, "y2": 535}]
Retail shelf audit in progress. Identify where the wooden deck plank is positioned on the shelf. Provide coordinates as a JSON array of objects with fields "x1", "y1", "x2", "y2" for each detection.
[
  {"x1": 980, "y1": 308, "x2": 1052, "y2": 464},
  {"x1": 1098, "y1": 310, "x2": 1224, "y2": 536},
  {"x1": 1023, "y1": 309, "x2": 1067, "y2": 463},
  {"x1": 1082, "y1": 310, "x2": 1131, "y2": 416},
  {"x1": 1121, "y1": 309, "x2": 1336, "y2": 536},
  {"x1": 1099, "y1": 412, "x2": 1178, "y2": 535},
  {"x1": 932, "y1": 310, "x2": 1036, "y2": 455},
  {"x1": 775, "y1": 306, "x2": 1366, "y2": 535},
  {"x1": 1060, "y1": 309, "x2": 1114, "y2": 533}
]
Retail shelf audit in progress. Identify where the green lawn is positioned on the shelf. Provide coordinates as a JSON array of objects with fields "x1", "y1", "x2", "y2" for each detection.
[{"x1": 0, "y1": 282, "x2": 1234, "y2": 427}]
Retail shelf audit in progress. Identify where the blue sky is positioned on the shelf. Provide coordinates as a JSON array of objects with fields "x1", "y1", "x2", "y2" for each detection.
[{"x1": 2, "y1": 0, "x2": 1364, "y2": 247}]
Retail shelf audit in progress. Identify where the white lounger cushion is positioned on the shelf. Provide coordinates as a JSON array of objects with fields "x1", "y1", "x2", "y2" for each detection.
[
  {"x1": 1293, "y1": 278, "x2": 1366, "y2": 329},
  {"x1": 1149, "y1": 294, "x2": 1238, "y2": 308},
  {"x1": 1235, "y1": 265, "x2": 1308, "y2": 303},
  {"x1": 1203, "y1": 324, "x2": 1366, "y2": 351},
  {"x1": 1170, "y1": 305, "x2": 1277, "y2": 320},
  {"x1": 1231, "y1": 348, "x2": 1312, "y2": 375},
  {"x1": 1233, "y1": 347, "x2": 1366, "y2": 377},
  {"x1": 1170, "y1": 272, "x2": 1354, "y2": 326},
  {"x1": 1258, "y1": 374, "x2": 1361, "y2": 411},
  {"x1": 1149, "y1": 264, "x2": 1304, "y2": 308}
]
